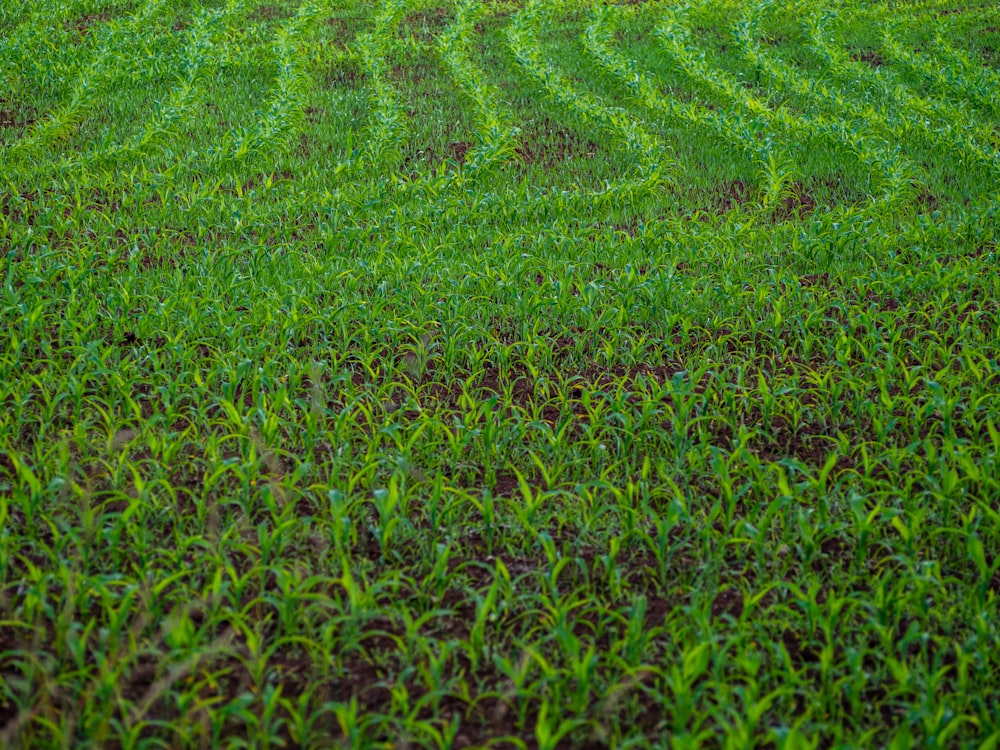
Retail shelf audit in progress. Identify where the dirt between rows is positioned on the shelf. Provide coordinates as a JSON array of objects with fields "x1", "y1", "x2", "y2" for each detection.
[
  {"x1": 516, "y1": 118, "x2": 600, "y2": 168},
  {"x1": 850, "y1": 48, "x2": 885, "y2": 67},
  {"x1": 0, "y1": 99, "x2": 36, "y2": 137},
  {"x1": 249, "y1": 5, "x2": 290, "y2": 22},
  {"x1": 69, "y1": 11, "x2": 112, "y2": 35},
  {"x1": 398, "y1": 5, "x2": 451, "y2": 45}
]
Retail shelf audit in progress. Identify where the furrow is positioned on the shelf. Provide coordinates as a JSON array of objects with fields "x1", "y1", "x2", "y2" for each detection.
[{"x1": 206, "y1": 0, "x2": 331, "y2": 169}]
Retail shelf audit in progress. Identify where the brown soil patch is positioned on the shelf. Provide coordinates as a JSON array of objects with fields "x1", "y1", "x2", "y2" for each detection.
[
  {"x1": 516, "y1": 117, "x2": 599, "y2": 168},
  {"x1": 326, "y1": 15, "x2": 350, "y2": 33},
  {"x1": 686, "y1": 180, "x2": 756, "y2": 218},
  {"x1": 709, "y1": 409, "x2": 861, "y2": 469},
  {"x1": 850, "y1": 48, "x2": 885, "y2": 67},
  {"x1": 0, "y1": 105, "x2": 35, "y2": 131},
  {"x1": 915, "y1": 187, "x2": 941, "y2": 212},
  {"x1": 446, "y1": 140, "x2": 473, "y2": 166},
  {"x1": 398, "y1": 140, "x2": 474, "y2": 176},
  {"x1": 458, "y1": 468, "x2": 548, "y2": 499},
  {"x1": 972, "y1": 241, "x2": 996, "y2": 259},
  {"x1": 324, "y1": 14, "x2": 360, "y2": 52},
  {"x1": 692, "y1": 25, "x2": 727, "y2": 45},
  {"x1": 774, "y1": 181, "x2": 817, "y2": 220},
  {"x1": 70, "y1": 11, "x2": 111, "y2": 34},
  {"x1": 400, "y1": 145, "x2": 436, "y2": 178},
  {"x1": 711, "y1": 588, "x2": 744, "y2": 619},
  {"x1": 0, "y1": 449, "x2": 14, "y2": 482},
  {"x1": 249, "y1": 4, "x2": 288, "y2": 22},
  {"x1": 398, "y1": 6, "x2": 451, "y2": 46},
  {"x1": 295, "y1": 132, "x2": 312, "y2": 157},
  {"x1": 0, "y1": 191, "x2": 37, "y2": 225},
  {"x1": 491, "y1": 471, "x2": 521, "y2": 497},
  {"x1": 712, "y1": 179, "x2": 753, "y2": 213},
  {"x1": 798, "y1": 273, "x2": 830, "y2": 288},
  {"x1": 322, "y1": 59, "x2": 362, "y2": 88},
  {"x1": 935, "y1": 3, "x2": 990, "y2": 16}
]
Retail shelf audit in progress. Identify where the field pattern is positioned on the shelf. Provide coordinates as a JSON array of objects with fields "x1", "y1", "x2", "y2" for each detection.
[{"x1": 1, "y1": 0, "x2": 1000, "y2": 746}]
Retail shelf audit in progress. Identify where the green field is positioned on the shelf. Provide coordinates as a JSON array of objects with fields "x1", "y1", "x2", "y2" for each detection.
[{"x1": 2, "y1": 0, "x2": 999, "y2": 746}]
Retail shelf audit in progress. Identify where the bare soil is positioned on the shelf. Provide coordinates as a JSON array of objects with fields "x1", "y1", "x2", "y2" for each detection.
[{"x1": 516, "y1": 117, "x2": 599, "y2": 168}]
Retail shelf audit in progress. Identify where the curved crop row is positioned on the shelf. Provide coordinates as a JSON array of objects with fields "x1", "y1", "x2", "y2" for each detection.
[
  {"x1": 734, "y1": 0, "x2": 918, "y2": 211},
  {"x1": 1, "y1": 0, "x2": 172, "y2": 176},
  {"x1": 206, "y1": 0, "x2": 330, "y2": 169},
  {"x1": 805, "y1": 7, "x2": 1000, "y2": 176},
  {"x1": 506, "y1": 0, "x2": 670, "y2": 202},
  {"x1": 435, "y1": 0, "x2": 520, "y2": 179},
  {"x1": 13, "y1": 0, "x2": 251, "y2": 184},
  {"x1": 355, "y1": 0, "x2": 411, "y2": 172},
  {"x1": 883, "y1": 30, "x2": 1000, "y2": 119},
  {"x1": 0, "y1": 0, "x2": 124, "y2": 82},
  {"x1": 650, "y1": 4, "x2": 796, "y2": 212}
]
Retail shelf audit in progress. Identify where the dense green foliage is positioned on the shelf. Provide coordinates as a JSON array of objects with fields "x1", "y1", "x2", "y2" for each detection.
[{"x1": 1, "y1": 0, "x2": 999, "y2": 746}]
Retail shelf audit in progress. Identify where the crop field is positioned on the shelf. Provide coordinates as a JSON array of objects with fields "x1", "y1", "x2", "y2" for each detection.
[{"x1": 2, "y1": 0, "x2": 1000, "y2": 746}]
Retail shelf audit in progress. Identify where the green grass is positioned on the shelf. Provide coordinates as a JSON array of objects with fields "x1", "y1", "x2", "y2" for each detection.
[{"x1": 2, "y1": 0, "x2": 999, "y2": 747}]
